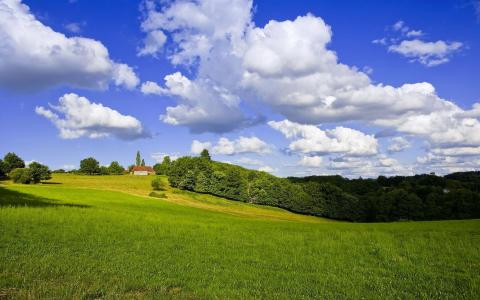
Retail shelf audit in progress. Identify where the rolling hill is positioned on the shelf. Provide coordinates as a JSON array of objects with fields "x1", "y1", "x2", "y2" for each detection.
[{"x1": 1, "y1": 174, "x2": 479, "y2": 299}]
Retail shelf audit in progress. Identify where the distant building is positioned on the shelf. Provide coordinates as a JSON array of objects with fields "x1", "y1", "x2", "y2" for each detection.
[{"x1": 131, "y1": 166, "x2": 155, "y2": 176}]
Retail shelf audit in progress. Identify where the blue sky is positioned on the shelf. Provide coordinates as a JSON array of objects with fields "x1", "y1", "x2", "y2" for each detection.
[{"x1": 0, "y1": 0, "x2": 479, "y2": 177}]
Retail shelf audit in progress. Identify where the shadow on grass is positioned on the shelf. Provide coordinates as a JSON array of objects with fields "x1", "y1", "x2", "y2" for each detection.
[{"x1": 0, "y1": 187, "x2": 90, "y2": 208}]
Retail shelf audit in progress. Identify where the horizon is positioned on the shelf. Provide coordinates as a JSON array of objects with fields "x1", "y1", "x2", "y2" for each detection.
[{"x1": 1, "y1": 0, "x2": 479, "y2": 178}]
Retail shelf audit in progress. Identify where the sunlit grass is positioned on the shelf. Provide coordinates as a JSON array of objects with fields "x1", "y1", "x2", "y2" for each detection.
[{"x1": 0, "y1": 176, "x2": 479, "y2": 299}]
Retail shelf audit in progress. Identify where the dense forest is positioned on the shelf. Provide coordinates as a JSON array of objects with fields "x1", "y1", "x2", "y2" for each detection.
[{"x1": 157, "y1": 151, "x2": 480, "y2": 222}]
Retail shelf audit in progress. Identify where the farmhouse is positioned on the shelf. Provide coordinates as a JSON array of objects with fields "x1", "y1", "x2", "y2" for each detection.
[{"x1": 131, "y1": 166, "x2": 155, "y2": 176}]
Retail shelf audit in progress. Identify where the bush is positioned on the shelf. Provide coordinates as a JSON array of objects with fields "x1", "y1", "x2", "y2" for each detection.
[
  {"x1": 151, "y1": 177, "x2": 165, "y2": 191},
  {"x1": 149, "y1": 191, "x2": 167, "y2": 199},
  {"x1": 29, "y1": 162, "x2": 51, "y2": 183},
  {"x1": 9, "y1": 168, "x2": 34, "y2": 184}
]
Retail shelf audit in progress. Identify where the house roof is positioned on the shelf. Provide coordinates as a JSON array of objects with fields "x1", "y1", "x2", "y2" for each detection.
[{"x1": 132, "y1": 166, "x2": 155, "y2": 172}]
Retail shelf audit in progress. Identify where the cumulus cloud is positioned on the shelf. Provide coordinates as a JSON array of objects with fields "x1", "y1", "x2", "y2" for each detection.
[
  {"x1": 138, "y1": 30, "x2": 167, "y2": 56},
  {"x1": 298, "y1": 156, "x2": 323, "y2": 168},
  {"x1": 35, "y1": 93, "x2": 148, "y2": 140},
  {"x1": 191, "y1": 136, "x2": 272, "y2": 155},
  {"x1": 388, "y1": 39, "x2": 463, "y2": 67},
  {"x1": 387, "y1": 136, "x2": 411, "y2": 153},
  {"x1": 269, "y1": 120, "x2": 378, "y2": 156},
  {"x1": 235, "y1": 157, "x2": 265, "y2": 166},
  {"x1": 139, "y1": 0, "x2": 479, "y2": 174},
  {"x1": 0, "y1": 0, "x2": 139, "y2": 91},
  {"x1": 374, "y1": 20, "x2": 463, "y2": 67}
]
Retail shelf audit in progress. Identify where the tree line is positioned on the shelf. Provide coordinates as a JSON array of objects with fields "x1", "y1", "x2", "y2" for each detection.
[
  {"x1": 0, "y1": 152, "x2": 51, "y2": 184},
  {"x1": 162, "y1": 150, "x2": 480, "y2": 222}
]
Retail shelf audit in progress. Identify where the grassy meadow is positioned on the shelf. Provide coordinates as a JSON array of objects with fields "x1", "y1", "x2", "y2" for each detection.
[{"x1": 1, "y1": 174, "x2": 479, "y2": 299}]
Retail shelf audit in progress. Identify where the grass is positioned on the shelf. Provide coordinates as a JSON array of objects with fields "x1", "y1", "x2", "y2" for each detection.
[{"x1": 0, "y1": 175, "x2": 479, "y2": 299}]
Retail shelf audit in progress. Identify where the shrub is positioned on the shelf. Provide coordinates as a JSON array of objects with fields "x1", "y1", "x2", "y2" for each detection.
[
  {"x1": 149, "y1": 191, "x2": 167, "y2": 198},
  {"x1": 151, "y1": 177, "x2": 165, "y2": 191},
  {"x1": 29, "y1": 162, "x2": 51, "y2": 183},
  {"x1": 9, "y1": 168, "x2": 33, "y2": 184}
]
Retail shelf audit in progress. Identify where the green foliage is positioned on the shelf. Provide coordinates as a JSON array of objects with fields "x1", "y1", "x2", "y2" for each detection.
[
  {"x1": 149, "y1": 191, "x2": 167, "y2": 198},
  {"x1": 136, "y1": 151, "x2": 141, "y2": 166},
  {"x1": 141, "y1": 159, "x2": 145, "y2": 166},
  {"x1": 108, "y1": 161, "x2": 125, "y2": 175},
  {"x1": 52, "y1": 169, "x2": 66, "y2": 173},
  {"x1": 179, "y1": 170, "x2": 196, "y2": 190},
  {"x1": 28, "y1": 162, "x2": 52, "y2": 183},
  {"x1": 3, "y1": 152, "x2": 25, "y2": 174},
  {"x1": 151, "y1": 177, "x2": 165, "y2": 191},
  {"x1": 8, "y1": 162, "x2": 51, "y2": 184},
  {"x1": 0, "y1": 159, "x2": 6, "y2": 178},
  {"x1": 99, "y1": 166, "x2": 110, "y2": 175},
  {"x1": 79, "y1": 157, "x2": 100, "y2": 175},
  {"x1": 9, "y1": 168, "x2": 33, "y2": 184},
  {"x1": 168, "y1": 155, "x2": 480, "y2": 222},
  {"x1": 200, "y1": 149, "x2": 211, "y2": 160},
  {"x1": 153, "y1": 156, "x2": 171, "y2": 175}
]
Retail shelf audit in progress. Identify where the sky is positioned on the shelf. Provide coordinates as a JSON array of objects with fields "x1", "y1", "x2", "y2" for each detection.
[{"x1": 0, "y1": 0, "x2": 479, "y2": 178}]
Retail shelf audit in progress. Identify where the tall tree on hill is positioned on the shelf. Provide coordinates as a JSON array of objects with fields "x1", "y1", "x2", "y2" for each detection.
[
  {"x1": 200, "y1": 149, "x2": 211, "y2": 161},
  {"x1": 136, "y1": 151, "x2": 141, "y2": 166}
]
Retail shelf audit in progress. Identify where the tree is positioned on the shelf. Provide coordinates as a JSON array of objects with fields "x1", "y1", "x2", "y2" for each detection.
[
  {"x1": 99, "y1": 166, "x2": 110, "y2": 175},
  {"x1": 154, "y1": 156, "x2": 172, "y2": 175},
  {"x1": 0, "y1": 159, "x2": 6, "y2": 178},
  {"x1": 79, "y1": 157, "x2": 100, "y2": 175},
  {"x1": 141, "y1": 159, "x2": 145, "y2": 166},
  {"x1": 136, "y1": 151, "x2": 141, "y2": 166},
  {"x1": 29, "y1": 162, "x2": 51, "y2": 183},
  {"x1": 200, "y1": 149, "x2": 211, "y2": 160},
  {"x1": 3, "y1": 152, "x2": 25, "y2": 173},
  {"x1": 108, "y1": 161, "x2": 125, "y2": 175},
  {"x1": 9, "y1": 168, "x2": 33, "y2": 184},
  {"x1": 179, "y1": 170, "x2": 196, "y2": 190}
]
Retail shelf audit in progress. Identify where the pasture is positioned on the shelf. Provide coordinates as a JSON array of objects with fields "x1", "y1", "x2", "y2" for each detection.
[{"x1": 1, "y1": 174, "x2": 479, "y2": 299}]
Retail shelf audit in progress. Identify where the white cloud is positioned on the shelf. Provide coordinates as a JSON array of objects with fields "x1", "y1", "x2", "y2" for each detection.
[
  {"x1": 406, "y1": 30, "x2": 423, "y2": 37},
  {"x1": 191, "y1": 136, "x2": 271, "y2": 155},
  {"x1": 373, "y1": 21, "x2": 462, "y2": 67},
  {"x1": 0, "y1": 0, "x2": 139, "y2": 91},
  {"x1": 139, "y1": 0, "x2": 479, "y2": 174},
  {"x1": 298, "y1": 156, "x2": 323, "y2": 167},
  {"x1": 258, "y1": 165, "x2": 275, "y2": 173},
  {"x1": 388, "y1": 39, "x2": 463, "y2": 67},
  {"x1": 416, "y1": 152, "x2": 480, "y2": 174},
  {"x1": 35, "y1": 93, "x2": 148, "y2": 140},
  {"x1": 387, "y1": 136, "x2": 411, "y2": 153},
  {"x1": 191, "y1": 140, "x2": 212, "y2": 154},
  {"x1": 141, "y1": 81, "x2": 166, "y2": 95},
  {"x1": 64, "y1": 22, "x2": 85, "y2": 33},
  {"x1": 235, "y1": 157, "x2": 264, "y2": 166},
  {"x1": 149, "y1": 72, "x2": 249, "y2": 133},
  {"x1": 269, "y1": 120, "x2": 378, "y2": 156},
  {"x1": 151, "y1": 152, "x2": 180, "y2": 162},
  {"x1": 138, "y1": 30, "x2": 167, "y2": 56}
]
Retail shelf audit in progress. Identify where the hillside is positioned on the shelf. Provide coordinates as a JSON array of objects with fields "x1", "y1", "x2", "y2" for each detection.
[{"x1": 1, "y1": 175, "x2": 479, "y2": 299}]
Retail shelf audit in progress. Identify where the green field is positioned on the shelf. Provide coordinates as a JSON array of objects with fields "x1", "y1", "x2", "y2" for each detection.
[{"x1": 1, "y1": 174, "x2": 479, "y2": 299}]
